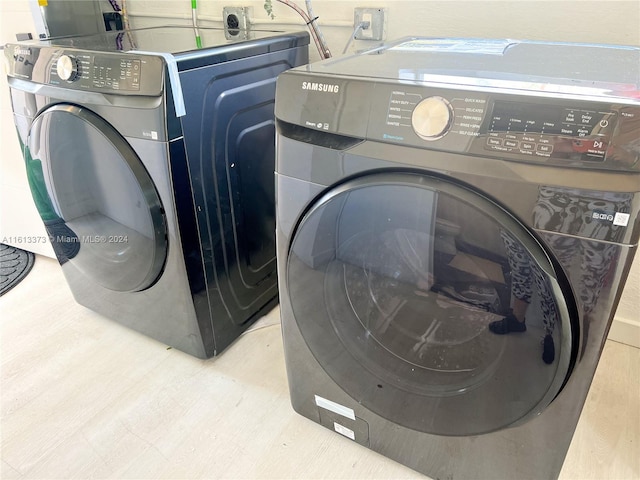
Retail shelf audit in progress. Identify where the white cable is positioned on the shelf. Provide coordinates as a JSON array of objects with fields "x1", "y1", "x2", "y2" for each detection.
[
  {"x1": 252, "y1": 18, "x2": 352, "y2": 27},
  {"x1": 126, "y1": 11, "x2": 352, "y2": 28},
  {"x1": 342, "y1": 21, "x2": 369, "y2": 54},
  {"x1": 191, "y1": 6, "x2": 200, "y2": 44}
]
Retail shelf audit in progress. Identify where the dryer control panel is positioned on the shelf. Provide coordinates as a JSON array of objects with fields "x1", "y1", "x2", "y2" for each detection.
[
  {"x1": 51, "y1": 53, "x2": 143, "y2": 92},
  {"x1": 5, "y1": 44, "x2": 164, "y2": 96}
]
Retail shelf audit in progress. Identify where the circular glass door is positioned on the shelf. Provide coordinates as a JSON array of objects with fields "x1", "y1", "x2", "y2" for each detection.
[
  {"x1": 287, "y1": 172, "x2": 577, "y2": 436},
  {"x1": 26, "y1": 104, "x2": 167, "y2": 292}
]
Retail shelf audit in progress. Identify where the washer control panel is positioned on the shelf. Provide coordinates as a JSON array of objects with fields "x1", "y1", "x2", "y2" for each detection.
[
  {"x1": 387, "y1": 91, "x2": 484, "y2": 140},
  {"x1": 484, "y1": 101, "x2": 615, "y2": 162},
  {"x1": 274, "y1": 72, "x2": 639, "y2": 171},
  {"x1": 369, "y1": 82, "x2": 639, "y2": 170}
]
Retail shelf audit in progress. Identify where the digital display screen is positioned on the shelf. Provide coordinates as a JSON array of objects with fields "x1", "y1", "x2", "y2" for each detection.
[{"x1": 490, "y1": 102, "x2": 565, "y2": 135}]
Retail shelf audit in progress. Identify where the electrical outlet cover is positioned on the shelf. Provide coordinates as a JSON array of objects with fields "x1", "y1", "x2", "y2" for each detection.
[
  {"x1": 223, "y1": 6, "x2": 251, "y2": 40},
  {"x1": 354, "y1": 7, "x2": 386, "y2": 41}
]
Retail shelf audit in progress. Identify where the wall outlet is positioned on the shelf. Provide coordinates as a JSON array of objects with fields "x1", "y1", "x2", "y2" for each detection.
[
  {"x1": 223, "y1": 6, "x2": 251, "y2": 40},
  {"x1": 354, "y1": 7, "x2": 386, "y2": 41}
]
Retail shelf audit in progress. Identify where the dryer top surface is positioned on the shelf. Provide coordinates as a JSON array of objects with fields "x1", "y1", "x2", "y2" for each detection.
[{"x1": 9, "y1": 26, "x2": 309, "y2": 63}]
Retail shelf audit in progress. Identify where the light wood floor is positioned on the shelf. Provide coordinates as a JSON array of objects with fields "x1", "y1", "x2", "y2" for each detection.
[{"x1": 1, "y1": 255, "x2": 639, "y2": 479}]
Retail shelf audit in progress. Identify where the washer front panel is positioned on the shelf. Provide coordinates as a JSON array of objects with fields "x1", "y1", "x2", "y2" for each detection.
[{"x1": 286, "y1": 172, "x2": 576, "y2": 436}]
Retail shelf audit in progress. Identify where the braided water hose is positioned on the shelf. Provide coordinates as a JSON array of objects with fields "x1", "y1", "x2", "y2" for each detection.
[
  {"x1": 272, "y1": 0, "x2": 331, "y2": 59},
  {"x1": 304, "y1": 0, "x2": 331, "y2": 58}
]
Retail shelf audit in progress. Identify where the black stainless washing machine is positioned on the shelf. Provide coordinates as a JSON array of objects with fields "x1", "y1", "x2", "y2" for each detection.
[
  {"x1": 6, "y1": 26, "x2": 309, "y2": 358},
  {"x1": 275, "y1": 38, "x2": 639, "y2": 479}
]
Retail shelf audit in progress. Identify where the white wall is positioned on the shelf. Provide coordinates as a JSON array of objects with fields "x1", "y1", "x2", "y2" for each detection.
[
  {"x1": 0, "y1": 0, "x2": 638, "y2": 343},
  {"x1": 126, "y1": 0, "x2": 640, "y2": 62}
]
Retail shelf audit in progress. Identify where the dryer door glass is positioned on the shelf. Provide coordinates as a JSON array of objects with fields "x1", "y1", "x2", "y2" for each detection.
[
  {"x1": 26, "y1": 104, "x2": 167, "y2": 292},
  {"x1": 287, "y1": 172, "x2": 577, "y2": 436}
]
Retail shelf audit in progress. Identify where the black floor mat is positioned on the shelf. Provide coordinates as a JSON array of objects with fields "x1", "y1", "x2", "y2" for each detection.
[{"x1": 0, "y1": 244, "x2": 36, "y2": 296}]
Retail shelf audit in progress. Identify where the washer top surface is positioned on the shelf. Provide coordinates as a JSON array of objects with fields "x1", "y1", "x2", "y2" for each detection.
[
  {"x1": 276, "y1": 37, "x2": 640, "y2": 175},
  {"x1": 304, "y1": 38, "x2": 640, "y2": 101}
]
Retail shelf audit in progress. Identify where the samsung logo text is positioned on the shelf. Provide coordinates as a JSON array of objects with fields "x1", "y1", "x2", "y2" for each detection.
[
  {"x1": 302, "y1": 82, "x2": 340, "y2": 93},
  {"x1": 14, "y1": 46, "x2": 32, "y2": 57}
]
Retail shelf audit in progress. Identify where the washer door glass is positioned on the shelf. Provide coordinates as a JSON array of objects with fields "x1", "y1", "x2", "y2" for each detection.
[
  {"x1": 287, "y1": 172, "x2": 577, "y2": 436},
  {"x1": 26, "y1": 104, "x2": 167, "y2": 292}
]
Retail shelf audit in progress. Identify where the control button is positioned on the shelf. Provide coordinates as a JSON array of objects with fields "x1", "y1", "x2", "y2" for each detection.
[
  {"x1": 576, "y1": 127, "x2": 590, "y2": 137},
  {"x1": 564, "y1": 110, "x2": 576, "y2": 123},
  {"x1": 504, "y1": 140, "x2": 519, "y2": 148},
  {"x1": 580, "y1": 113, "x2": 594, "y2": 125},
  {"x1": 599, "y1": 119, "x2": 609, "y2": 128},
  {"x1": 56, "y1": 54, "x2": 79, "y2": 81},
  {"x1": 487, "y1": 138, "x2": 503, "y2": 146},
  {"x1": 585, "y1": 139, "x2": 607, "y2": 160},
  {"x1": 537, "y1": 144, "x2": 553, "y2": 154},
  {"x1": 520, "y1": 142, "x2": 536, "y2": 151},
  {"x1": 411, "y1": 96, "x2": 453, "y2": 140}
]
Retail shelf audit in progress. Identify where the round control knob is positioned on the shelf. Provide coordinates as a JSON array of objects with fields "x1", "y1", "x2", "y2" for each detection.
[
  {"x1": 411, "y1": 96, "x2": 453, "y2": 140},
  {"x1": 56, "y1": 55, "x2": 79, "y2": 81}
]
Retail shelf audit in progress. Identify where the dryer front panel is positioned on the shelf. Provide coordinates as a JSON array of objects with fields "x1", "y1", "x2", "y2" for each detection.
[
  {"x1": 286, "y1": 172, "x2": 577, "y2": 436},
  {"x1": 26, "y1": 104, "x2": 168, "y2": 292}
]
